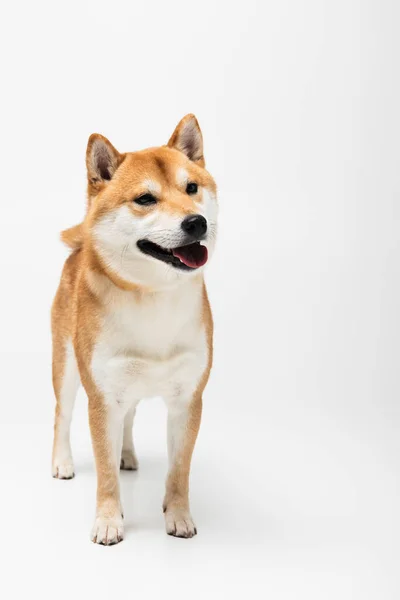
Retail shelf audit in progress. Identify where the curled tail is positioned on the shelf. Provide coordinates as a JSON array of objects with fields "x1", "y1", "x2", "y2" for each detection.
[{"x1": 60, "y1": 224, "x2": 84, "y2": 250}]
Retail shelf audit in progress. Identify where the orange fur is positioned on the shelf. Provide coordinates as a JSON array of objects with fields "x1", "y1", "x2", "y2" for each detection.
[
  {"x1": 60, "y1": 224, "x2": 84, "y2": 250},
  {"x1": 51, "y1": 115, "x2": 216, "y2": 543}
]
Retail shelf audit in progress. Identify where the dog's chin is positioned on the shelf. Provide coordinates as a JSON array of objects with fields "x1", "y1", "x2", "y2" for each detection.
[{"x1": 137, "y1": 240, "x2": 208, "y2": 271}]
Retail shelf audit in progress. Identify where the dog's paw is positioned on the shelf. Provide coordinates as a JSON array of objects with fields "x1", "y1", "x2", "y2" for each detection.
[
  {"x1": 120, "y1": 449, "x2": 138, "y2": 471},
  {"x1": 164, "y1": 509, "x2": 197, "y2": 538},
  {"x1": 52, "y1": 461, "x2": 75, "y2": 480},
  {"x1": 91, "y1": 515, "x2": 124, "y2": 546}
]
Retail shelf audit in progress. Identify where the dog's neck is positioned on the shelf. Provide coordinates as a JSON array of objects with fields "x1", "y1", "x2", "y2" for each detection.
[
  {"x1": 84, "y1": 240, "x2": 145, "y2": 293},
  {"x1": 82, "y1": 241, "x2": 203, "y2": 304}
]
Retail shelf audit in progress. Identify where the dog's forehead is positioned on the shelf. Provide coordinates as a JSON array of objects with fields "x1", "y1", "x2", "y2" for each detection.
[
  {"x1": 116, "y1": 147, "x2": 216, "y2": 195},
  {"x1": 121, "y1": 147, "x2": 198, "y2": 187}
]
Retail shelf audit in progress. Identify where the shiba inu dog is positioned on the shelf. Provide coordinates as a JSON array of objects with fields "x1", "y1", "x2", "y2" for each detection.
[{"x1": 51, "y1": 115, "x2": 217, "y2": 544}]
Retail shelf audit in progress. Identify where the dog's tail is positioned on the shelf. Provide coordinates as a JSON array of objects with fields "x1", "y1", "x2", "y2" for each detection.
[{"x1": 60, "y1": 223, "x2": 84, "y2": 250}]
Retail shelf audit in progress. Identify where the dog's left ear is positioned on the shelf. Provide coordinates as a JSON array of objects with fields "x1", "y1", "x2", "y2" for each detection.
[
  {"x1": 86, "y1": 134, "x2": 124, "y2": 184},
  {"x1": 167, "y1": 114, "x2": 205, "y2": 167},
  {"x1": 85, "y1": 134, "x2": 125, "y2": 203}
]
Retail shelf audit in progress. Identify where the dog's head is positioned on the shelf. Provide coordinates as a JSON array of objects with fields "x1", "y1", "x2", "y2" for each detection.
[{"x1": 85, "y1": 115, "x2": 218, "y2": 289}]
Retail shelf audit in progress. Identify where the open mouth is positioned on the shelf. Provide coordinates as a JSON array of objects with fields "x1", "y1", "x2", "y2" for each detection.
[{"x1": 137, "y1": 240, "x2": 208, "y2": 270}]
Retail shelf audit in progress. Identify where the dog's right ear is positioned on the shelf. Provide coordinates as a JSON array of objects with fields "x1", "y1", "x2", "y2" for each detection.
[
  {"x1": 167, "y1": 114, "x2": 205, "y2": 167},
  {"x1": 86, "y1": 134, "x2": 124, "y2": 196}
]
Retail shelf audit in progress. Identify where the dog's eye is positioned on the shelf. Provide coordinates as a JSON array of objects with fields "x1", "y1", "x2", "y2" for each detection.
[
  {"x1": 186, "y1": 182, "x2": 198, "y2": 195},
  {"x1": 134, "y1": 193, "x2": 157, "y2": 206}
]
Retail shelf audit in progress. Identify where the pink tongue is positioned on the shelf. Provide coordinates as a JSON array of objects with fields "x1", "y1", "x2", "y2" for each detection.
[{"x1": 172, "y1": 244, "x2": 208, "y2": 268}]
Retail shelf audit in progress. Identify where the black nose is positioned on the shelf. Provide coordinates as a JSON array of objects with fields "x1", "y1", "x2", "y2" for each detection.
[{"x1": 181, "y1": 215, "x2": 207, "y2": 239}]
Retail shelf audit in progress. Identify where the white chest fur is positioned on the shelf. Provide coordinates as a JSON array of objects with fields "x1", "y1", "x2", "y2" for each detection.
[{"x1": 91, "y1": 279, "x2": 208, "y2": 407}]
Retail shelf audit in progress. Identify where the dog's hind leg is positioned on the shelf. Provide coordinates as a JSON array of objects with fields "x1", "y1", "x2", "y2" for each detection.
[
  {"x1": 52, "y1": 338, "x2": 80, "y2": 479},
  {"x1": 120, "y1": 405, "x2": 139, "y2": 470}
]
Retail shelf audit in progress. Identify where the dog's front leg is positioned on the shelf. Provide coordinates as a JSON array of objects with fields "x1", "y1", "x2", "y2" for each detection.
[
  {"x1": 89, "y1": 398, "x2": 125, "y2": 545},
  {"x1": 163, "y1": 391, "x2": 202, "y2": 538}
]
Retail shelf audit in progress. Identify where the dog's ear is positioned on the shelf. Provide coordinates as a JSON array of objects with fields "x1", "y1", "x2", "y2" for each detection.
[
  {"x1": 86, "y1": 134, "x2": 124, "y2": 195},
  {"x1": 167, "y1": 114, "x2": 205, "y2": 167}
]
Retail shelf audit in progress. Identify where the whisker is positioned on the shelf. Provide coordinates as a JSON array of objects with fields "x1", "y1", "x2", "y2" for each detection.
[{"x1": 120, "y1": 242, "x2": 130, "y2": 268}]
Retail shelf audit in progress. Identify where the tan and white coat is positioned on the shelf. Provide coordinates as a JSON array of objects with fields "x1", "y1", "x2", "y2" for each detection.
[{"x1": 51, "y1": 115, "x2": 217, "y2": 544}]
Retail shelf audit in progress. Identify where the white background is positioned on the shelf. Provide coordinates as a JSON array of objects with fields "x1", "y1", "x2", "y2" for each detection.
[{"x1": 1, "y1": 1, "x2": 399, "y2": 598}]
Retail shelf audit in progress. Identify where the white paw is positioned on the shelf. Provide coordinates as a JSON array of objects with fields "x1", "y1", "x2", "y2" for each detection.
[
  {"x1": 52, "y1": 460, "x2": 75, "y2": 480},
  {"x1": 165, "y1": 509, "x2": 197, "y2": 538},
  {"x1": 120, "y1": 449, "x2": 138, "y2": 471},
  {"x1": 91, "y1": 515, "x2": 124, "y2": 546}
]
